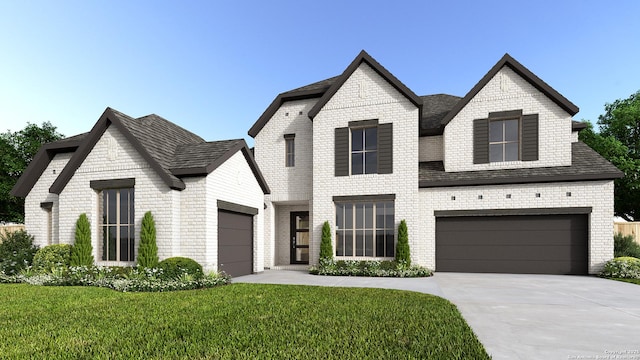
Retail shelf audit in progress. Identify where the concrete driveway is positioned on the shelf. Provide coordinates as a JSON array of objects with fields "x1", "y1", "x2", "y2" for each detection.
[{"x1": 234, "y1": 270, "x2": 640, "y2": 359}]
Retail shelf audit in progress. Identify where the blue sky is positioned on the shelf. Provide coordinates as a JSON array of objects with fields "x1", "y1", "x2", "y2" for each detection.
[{"x1": 0, "y1": 1, "x2": 638, "y2": 146}]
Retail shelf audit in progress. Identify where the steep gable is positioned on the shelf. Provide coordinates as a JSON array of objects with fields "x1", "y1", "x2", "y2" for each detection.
[
  {"x1": 440, "y1": 53, "x2": 578, "y2": 127},
  {"x1": 308, "y1": 50, "x2": 421, "y2": 119},
  {"x1": 49, "y1": 108, "x2": 203, "y2": 194}
]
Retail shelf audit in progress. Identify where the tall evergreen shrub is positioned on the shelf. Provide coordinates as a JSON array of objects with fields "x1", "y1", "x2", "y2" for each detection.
[
  {"x1": 319, "y1": 221, "x2": 333, "y2": 263},
  {"x1": 395, "y1": 220, "x2": 411, "y2": 266},
  {"x1": 71, "y1": 213, "x2": 94, "y2": 266},
  {"x1": 137, "y1": 211, "x2": 158, "y2": 268}
]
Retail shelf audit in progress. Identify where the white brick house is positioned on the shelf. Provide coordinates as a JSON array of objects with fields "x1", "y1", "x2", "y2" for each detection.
[
  {"x1": 249, "y1": 51, "x2": 622, "y2": 274},
  {"x1": 13, "y1": 51, "x2": 622, "y2": 276},
  {"x1": 12, "y1": 108, "x2": 269, "y2": 277}
]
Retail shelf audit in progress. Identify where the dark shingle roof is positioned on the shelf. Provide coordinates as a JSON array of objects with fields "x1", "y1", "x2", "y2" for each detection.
[
  {"x1": 16, "y1": 107, "x2": 270, "y2": 197},
  {"x1": 420, "y1": 94, "x2": 462, "y2": 135},
  {"x1": 282, "y1": 76, "x2": 339, "y2": 96},
  {"x1": 419, "y1": 142, "x2": 623, "y2": 187},
  {"x1": 172, "y1": 139, "x2": 243, "y2": 172}
]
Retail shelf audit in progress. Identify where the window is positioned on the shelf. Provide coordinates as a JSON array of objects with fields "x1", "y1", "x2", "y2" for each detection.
[
  {"x1": 335, "y1": 202, "x2": 394, "y2": 257},
  {"x1": 351, "y1": 127, "x2": 377, "y2": 174},
  {"x1": 474, "y1": 110, "x2": 538, "y2": 164},
  {"x1": 489, "y1": 119, "x2": 519, "y2": 162},
  {"x1": 285, "y1": 134, "x2": 295, "y2": 167},
  {"x1": 101, "y1": 188, "x2": 135, "y2": 261}
]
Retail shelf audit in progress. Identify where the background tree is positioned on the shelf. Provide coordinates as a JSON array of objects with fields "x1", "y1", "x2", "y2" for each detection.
[
  {"x1": 579, "y1": 90, "x2": 640, "y2": 221},
  {"x1": 71, "y1": 213, "x2": 94, "y2": 267},
  {"x1": 0, "y1": 122, "x2": 63, "y2": 223},
  {"x1": 137, "y1": 211, "x2": 159, "y2": 268}
]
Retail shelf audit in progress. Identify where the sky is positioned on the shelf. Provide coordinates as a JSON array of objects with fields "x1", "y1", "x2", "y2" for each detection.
[{"x1": 0, "y1": 1, "x2": 638, "y2": 147}]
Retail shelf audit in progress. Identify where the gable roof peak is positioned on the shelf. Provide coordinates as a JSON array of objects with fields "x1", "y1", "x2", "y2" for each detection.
[
  {"x1": 307, "y1": 50, "x2": 422, "y2": 119},
  {"x1": 439, "y1": 54, "x2": 578, "y2": 127}
]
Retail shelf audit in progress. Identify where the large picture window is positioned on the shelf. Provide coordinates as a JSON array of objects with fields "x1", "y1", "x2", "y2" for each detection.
[
  {"x1": 101, "y1": 188, "x2": 135, "y2": 261},
  {"x1": 335, "y1": 201, "x2": 394, "y2": 257},
  {"x1": 351, "y1": 127, "x2": 377, "y2": 174}
]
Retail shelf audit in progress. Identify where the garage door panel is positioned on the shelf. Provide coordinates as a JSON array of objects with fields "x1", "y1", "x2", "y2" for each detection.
[
  {"x1": 436, "y1": 245, "x2": 587, "y2": 262},
  {"x1": 435, "y1": 214, "x2": 588, "y2": 275},
  {"x1": 218, "y1": 210, "x2": 253, "y2": 277},
  {"x1": 218, "y1": 228, "x2": 253, "y2": 246},
  {"x1": 436, "y1": 230, "x2": 585, "y2": 246},
  {"x1": 437, "y1": 259, "x2": 586, "y2": 274},
  {"x1": 438, "y1": 216, "x2": 586, "y2": 232}
]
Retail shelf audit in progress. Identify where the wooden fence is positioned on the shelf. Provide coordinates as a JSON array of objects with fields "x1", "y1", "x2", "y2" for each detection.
[
  {"x1": 614, "y1": 222, "x2": 640, "y2": 244},
  {"x1": 0, "y1": 224, "x2": 25, "y2": 240}
]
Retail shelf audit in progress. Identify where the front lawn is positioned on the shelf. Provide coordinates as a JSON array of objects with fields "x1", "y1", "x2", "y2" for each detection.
[
  {"x1": 609, "y1": 277, "x2": 640, "y2": 285},
  {"x1": 0, "y1": 283, "x2": 489, "y2": 359}
]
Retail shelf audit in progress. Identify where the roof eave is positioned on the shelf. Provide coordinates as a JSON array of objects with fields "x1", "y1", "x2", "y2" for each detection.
[
  {"x1": 419, "y1": 171, "x2": 623, "y2": 188},
  {"x1": 248, "y1": 89, "x2": 326, "y2": 138}
]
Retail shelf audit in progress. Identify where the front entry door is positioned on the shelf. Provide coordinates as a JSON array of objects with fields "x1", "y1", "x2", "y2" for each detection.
[{"x1": 290, "y1": 212, "x2": 309, "y2": 264}]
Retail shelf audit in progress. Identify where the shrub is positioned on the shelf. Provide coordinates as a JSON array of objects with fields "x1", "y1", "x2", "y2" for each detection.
[
  {"x1": 309, "y1": 260, "x2": 432, "y2": 278},
  {"x1": 0, "y1": 230, "x2": 39, "y2": 275},
  {"x1": 71, "y1": 213, "x2": 94, "y2": 266},
  {"x1": 137, "y1": 211, "x2": 159, "y2": 268},
  {"x1": 32, "y1": 244, "x2": 72, "y2": 274},
  {"x1": 319, "y1": 221, "x2": 333, "y2": 265},
  {"x1": 614, "y1": 233, "x2": 640, "y2": 258},
  {"x1": 395, "y1": 219, "x2": 411, "y2": 266},
  {"x1": 157, "y1": 257, "x2": 203, "y2": 280},
  {"x1": 600, "y1": 257, "x2": 640, "y2": 279}
]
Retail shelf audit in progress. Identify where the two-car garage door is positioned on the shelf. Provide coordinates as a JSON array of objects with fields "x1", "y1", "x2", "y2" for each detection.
[{"x1": 435, "y1": 214, "x2": 588, "y2": 275}]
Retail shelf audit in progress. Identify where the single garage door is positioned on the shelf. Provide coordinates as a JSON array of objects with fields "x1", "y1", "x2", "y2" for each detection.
[
  {"x1": 218, "y1": 209, "x2": 253, "y2": 277},
  {"x1": 436, "y1": 214, "x2": 588, "y2": 275}
]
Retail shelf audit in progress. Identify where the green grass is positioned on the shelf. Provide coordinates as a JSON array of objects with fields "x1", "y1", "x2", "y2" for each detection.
[
  {"x1": 0, "y1": 283, "x2": 489, "y2": 359},
  {"x1": 609, "y1": 277, "x2": 640, "y2": 285}
]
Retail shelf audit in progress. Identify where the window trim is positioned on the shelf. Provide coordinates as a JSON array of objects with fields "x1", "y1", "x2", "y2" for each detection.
[
  {"x1": 100, "y1": 187, "x2": 135, "y2": 262},
  {"x1": 335, "y1": 199, "x2": 395, "y2": 258},
  {"x1": 284, "y1": 134, "x2": 295, "y2": 167},
  {"x1": 350, "y1": 126, "x2": 378, "y2": 175},
  {"x1": 489, "y1": 118, "x2": 520, "y2": 162}
]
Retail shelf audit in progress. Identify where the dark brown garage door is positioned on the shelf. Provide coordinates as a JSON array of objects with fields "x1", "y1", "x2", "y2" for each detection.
[
  {"x1": 218, "y1": 210, "x2": 253, "y2": 277},
  {"x1": 436, "y1": 214, "x2": 588, "y2": 275}
]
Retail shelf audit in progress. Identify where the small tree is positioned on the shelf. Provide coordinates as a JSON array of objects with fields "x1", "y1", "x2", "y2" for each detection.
[
  {"x1": 137, "y1": 211, "x2": 158, "y2": 268},
  {"x1": 395, "y1": 220, "x2": 411, "y2": 266},
  {"x1": 71, "y1": 213, "x2": 94, "y2": 266},
  {"x1": 319, "y1": 221, "x2": 333, "y2": 264}
]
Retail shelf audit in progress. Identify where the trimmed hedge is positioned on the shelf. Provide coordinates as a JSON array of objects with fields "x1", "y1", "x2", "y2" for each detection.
[
  {"x1": 137, "y1": 211, "x2": 159, "y2": 268},
  {"x1": 32, "y1": 244, "x2": 72, "y2": 274},
  {"x1": 71, "y1": 213, "x2": 94, "y2": 266},
  {"x1": 157, "y1": 257, "x2": 203, "y2": 280},
  {"x1": 310, "y1": 260, "x2": 432, "y2": 278}
]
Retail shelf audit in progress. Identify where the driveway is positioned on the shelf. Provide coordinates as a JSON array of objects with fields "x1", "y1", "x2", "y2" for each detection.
[{"x1": 234, "y1": 270, "x2": 640, "y2": 359}]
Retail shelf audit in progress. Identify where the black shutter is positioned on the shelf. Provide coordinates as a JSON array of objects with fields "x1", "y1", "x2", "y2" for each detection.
[
  {"x1": 335, "y1": 127, "x2": 349, "y2": 176},
  {"x1": 473, "y1": 119, "x2": 489, "y2": 164},
  {"x1": 378, "y1": 123, "x2": 393, "y2": 174},
  {"x1": 521, "y1": 114, "x2": 539, "y2": 161}
]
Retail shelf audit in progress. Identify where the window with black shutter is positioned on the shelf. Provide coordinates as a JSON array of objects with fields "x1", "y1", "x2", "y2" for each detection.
[
  {"x1": 334, "y1": 120, "x2": 393, "y2": 176},
  {"x1": 473, "y1": 110, "x2": 538, "y2": 164}
]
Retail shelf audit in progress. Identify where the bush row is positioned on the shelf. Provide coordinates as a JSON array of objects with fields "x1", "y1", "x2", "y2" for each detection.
[
  {"x1": 310, "y1": 260, "x2": 432, "y2": 278},
  {"x1": 0, "y1": 265, "x2": 230, "y2": 292}
]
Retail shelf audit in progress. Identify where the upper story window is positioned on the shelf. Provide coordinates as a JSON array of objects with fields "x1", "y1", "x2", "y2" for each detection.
[
  {"x1": 351, "y1": 127, "x2": 377, "y2": 174},
  {"x1": 489, "y1": 119, "x2": 519, "y2": 162},
  {"x1": 473, "y1": 110, "x2": 539, "y2": 164},
  {"x1": 335, "y1": 119, "x2": 393, "y2": 176},
  {"x1": 284, "y1": 134, "x2": 295, "y2": 167}
]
